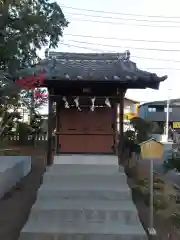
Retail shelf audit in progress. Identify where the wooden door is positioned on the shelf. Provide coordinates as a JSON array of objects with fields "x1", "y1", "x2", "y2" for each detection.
[{"x1": 59, "y1": 108, "x2": 115, "y2": 153}]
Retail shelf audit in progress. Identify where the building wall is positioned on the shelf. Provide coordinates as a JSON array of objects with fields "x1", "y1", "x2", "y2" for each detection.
[
  {"x1": 138, "y1": 105, "x2": 149, "y2": 119},
  {"x1": 139, "y1": 104, "x2": 180, "y2": 122},
  {"x1": 117, "y1": 98, "x2": 139, "y2": 132},
  {"x1": 124, "y1": 98, "x2": 139, "y2": 120}
]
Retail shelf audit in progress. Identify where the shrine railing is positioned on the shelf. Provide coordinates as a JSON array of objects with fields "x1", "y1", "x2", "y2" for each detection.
[{"x1": 1, "y1": 133, "x2": 48, "y2": 147}]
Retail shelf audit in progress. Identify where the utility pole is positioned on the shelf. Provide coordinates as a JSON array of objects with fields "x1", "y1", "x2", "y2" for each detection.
[{"x1": 165, "y1": 89, "x2": 171, "y2": 142}]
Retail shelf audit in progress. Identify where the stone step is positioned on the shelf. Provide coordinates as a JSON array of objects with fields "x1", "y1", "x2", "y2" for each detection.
[
  {"x1": 19, "y1": 221, "x2": 147, "y2": 240},
  {"x1": 30, "y1": 199, "x2": 140, "y2": 225},
  {"x1": 43, "y1": 173, "x2": 127, "y2": 185},
  {"x1": 53, "y1": 155, "x2": 118, "y2": 165},
  {"x1": 37, "y1": 184, "x2": 131, "y2": 201},
  {"x1": 47, "y1": 164, "x2": 124, "y2": 175}
]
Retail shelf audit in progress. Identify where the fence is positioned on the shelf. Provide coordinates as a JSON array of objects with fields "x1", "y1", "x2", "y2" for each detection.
[{"x1": 2, "y1": 133, "x2": 48, "y2": 147}]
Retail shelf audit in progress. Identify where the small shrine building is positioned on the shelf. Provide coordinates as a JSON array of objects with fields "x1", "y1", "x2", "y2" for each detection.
[{"x1": 14, "y1": 51, "x2": 167, "y2": 165}]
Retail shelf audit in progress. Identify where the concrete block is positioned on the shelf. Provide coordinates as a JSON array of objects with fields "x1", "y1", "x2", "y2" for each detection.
[
  {"x1": 0, "y1": 156, "x2": 31, "y2": 198},
  {"x1": 19, "y1": 222, "x2": 147, "y2": 240}
]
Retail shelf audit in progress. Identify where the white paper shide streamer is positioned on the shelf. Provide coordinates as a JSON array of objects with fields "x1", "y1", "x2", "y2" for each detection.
[
  {"x1": 105, "y1": 97, "x2": 111, "y2": 107},
  {"x1": 62, "y1": 96, "x2": 70, "y2": 108},
  {"x1": 74, "y1": 96, "x2": 81, "y2": 111},
  {"x1": 90, "y1": 97, "x2": 96, "y2": 111}
]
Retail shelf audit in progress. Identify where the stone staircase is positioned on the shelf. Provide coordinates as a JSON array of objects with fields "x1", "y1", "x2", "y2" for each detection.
[{"x1": 19, "y1": 155, "x2": 147, "y2": 240}]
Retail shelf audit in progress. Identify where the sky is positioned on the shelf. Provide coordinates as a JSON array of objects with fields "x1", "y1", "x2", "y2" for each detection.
[{"x1": 40, "y1": 0, "x2": 180, "y2": 106}]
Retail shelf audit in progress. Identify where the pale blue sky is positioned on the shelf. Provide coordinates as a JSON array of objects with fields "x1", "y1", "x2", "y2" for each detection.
[{"x1": 40, "y1": 0, "x2": 180, "y2": 105}]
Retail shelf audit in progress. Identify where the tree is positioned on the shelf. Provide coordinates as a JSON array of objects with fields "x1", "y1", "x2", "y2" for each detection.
[
  {"x1": 0, "y1": 73, "x2": 47, "y2": 141},
  {"x1": 130, "y1": 117, "x2": 152, "y2": 143},
  {"x1": 21, "y1": 88, "x2": 48, "y2": 116},
  {"x1": 0, "y1": 77, "x2": 21, "y2": 140},
  {"x1": 0, "y1": 0, "x2": 68, "y2": 141},
  {"x1": 0, "y1": 0, "x2": 68, "y2": 72}
]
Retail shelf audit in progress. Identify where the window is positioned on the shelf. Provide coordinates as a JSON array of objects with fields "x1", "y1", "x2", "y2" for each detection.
[
  {"x1": 124, "y1": 105, "x2": 131, "y2": 113},
  {"x1": 148, "y1": 107, "x2": 156, "y2": 112},
  {"x1": 164, "y1": 108, "x2": 172, "y2": 112}
]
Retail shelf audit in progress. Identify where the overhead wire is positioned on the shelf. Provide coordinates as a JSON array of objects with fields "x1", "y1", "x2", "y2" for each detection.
[
  {"x1": 64, "y1": 33, "x2": 180, "y2": 45},
  {"x1": 59, "y1": 5, "x2": 180, "y2": 70},
  {"x1": 68, "y1": 17, "x2": 180, "y2": 28},
  {"x1": 61, "y1": 4, "x2": 180, "y2": 19},
  {"x1": 65, "y1": 11, "x2": 180, "y2": 24},
  {"x1": 61, "y1": 42, "x2": 180, "y2": 70},
  {"x1": 62, "y1": 39, "x2": 180, "y2": 52}
]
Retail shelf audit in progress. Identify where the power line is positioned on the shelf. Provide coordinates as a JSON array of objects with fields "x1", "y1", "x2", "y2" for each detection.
[
  {"x1": 65, "y1": 11, "x2": 180, "y2": 24},
  {"x1": 65, "y1": 33, "x2": 180, "y2": 44},
  {"x1": 61, "y1": 4, "x2": 180, "y2": 19},
  {"x1": 68, "y1": 17, "x2": 180, "y2": 29},
  {"x1": 146, "y1": 67, "x2": 180, "y2": 71},
  {"x1": 61, "y1": 43, "x2": 180, "y2": 70},
  {"x1": 63, "y1": 39, "x2": 180, "y2": 52},
  {"x1": 61, "y1": 41, "x2": 180, "y2": 62},
  {"x1": 61, "y1": 42, "x2": 102, "y2": 52},
  {"x1": 133, "y1": 55, "x2": 180, "y2": 63}
]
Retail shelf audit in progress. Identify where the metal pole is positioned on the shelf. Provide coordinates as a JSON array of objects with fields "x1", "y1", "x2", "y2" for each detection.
[
  {"x1": 165, "y1": 89, "x2": 171, "y2": 142},
  {"x1": 149, "y1": 159, "x2": 154, "y2": 229},
  {"x1": 148, "y1": 159, "x2": 156, "y2": 237},
  {"x1": 165, "y1": 96, "x2": 170, "y2": 142}
]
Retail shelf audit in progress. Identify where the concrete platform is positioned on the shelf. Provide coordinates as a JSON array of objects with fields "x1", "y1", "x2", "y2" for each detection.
[
  {"x1": 19, "y1": 155, "x2": 147, "y2": 240},
  {"x1": 0, "y1": 156, "x2": 31, "y2": 199},
  {"x1": 19, "y1": 222, "x2": 147, "y2": 240}
]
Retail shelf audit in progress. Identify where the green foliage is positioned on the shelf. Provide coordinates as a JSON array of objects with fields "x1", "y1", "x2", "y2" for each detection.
[
  {"x1": 171, "y1": 213, "x2": 180, "y2": 228},
  {"x1": 130, "y1": 117, "x2": 152, "y2": 143},
  {"x1": 0, "y1": 0, "x2": 68, "y2": 140},
  {"x1": 164, "y1": 150, "x2": 180, "y2": 172},
  {"x1": 21, "y1": 88, "x2": 48, "y2": 115},
  {"x1": 123, "y1": 130, "x2": 136, "y2": 148},
  {"x1": 30, "y1": 114, "x2": 44, "y2": 134},
  {"x1": 0, "y1": 78, "x2": 22, "y2": 139},
  {"x1": 153, "y1": 195, "x2": 169, "y2": 212},
  {"x1": 0, "y1": 0, "x2": 68, "y2": 72},
  {"x1": 134, "y1": 176, "x2": 168, "y2": 212}
]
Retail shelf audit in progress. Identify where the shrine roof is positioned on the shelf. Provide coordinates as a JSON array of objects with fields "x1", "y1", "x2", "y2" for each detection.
[{"x1": 15, "y1": 51, "x2": 167, "y2": 90}]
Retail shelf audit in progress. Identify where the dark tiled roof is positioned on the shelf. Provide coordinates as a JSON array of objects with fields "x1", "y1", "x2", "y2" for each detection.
[{"x1": 16, "y1": 51, "x2": 167, "y2": 89}]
